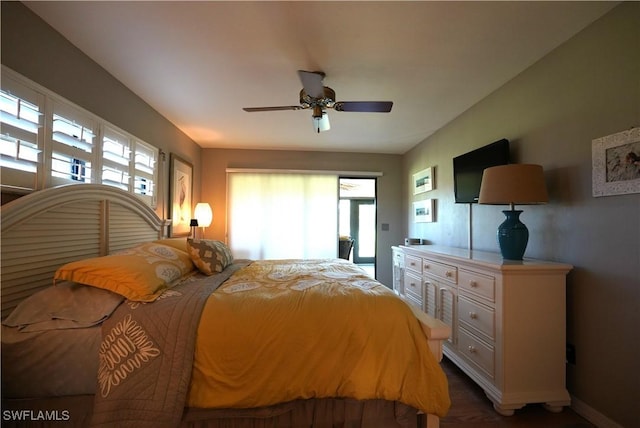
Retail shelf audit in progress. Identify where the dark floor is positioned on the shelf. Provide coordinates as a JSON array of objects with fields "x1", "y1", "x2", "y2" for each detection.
[{"x1": 440, "y1": 357, "x2": 595, "y2": 428}]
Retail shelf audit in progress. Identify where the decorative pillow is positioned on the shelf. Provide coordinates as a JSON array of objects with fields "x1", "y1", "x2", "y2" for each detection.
[
  {"x1": 153, "y1": 238, "x2": 188, "y2": 253},
  {"x1": 187, "y1": 239, "x2": 234, "y2": 275},
  {"x1": 54, "y1": 243, "x2": 194, "y2": 302},
  {"x1": 2, "y1": 281, "x2": 124, "y2": 332}
]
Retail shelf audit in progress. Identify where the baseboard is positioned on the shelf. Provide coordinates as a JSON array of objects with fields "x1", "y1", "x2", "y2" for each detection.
[{"x1": 570, "y1": 395, "x2": 624, "y2": 428}]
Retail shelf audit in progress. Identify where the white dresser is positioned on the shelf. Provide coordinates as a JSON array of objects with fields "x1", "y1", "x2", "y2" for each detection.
[{"x1": 392, "y1": 244, "x2": 573, "y2": 416}]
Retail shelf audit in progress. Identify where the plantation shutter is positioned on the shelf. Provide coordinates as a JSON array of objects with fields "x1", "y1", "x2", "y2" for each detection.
[
  {"x1": 0, "y1": 76, "x2": 44, "y2": 191},
  {"x1": 50, "y1": 100, "x2": 97, "y2": 185},
  {"x1": 133, "y1": 140, "x2": 158, "y2": 207}
]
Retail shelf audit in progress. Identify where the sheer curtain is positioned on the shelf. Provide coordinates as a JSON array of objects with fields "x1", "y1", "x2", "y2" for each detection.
[{"x1": 227, "y1": 172, "x2": 338, "y2": 260}]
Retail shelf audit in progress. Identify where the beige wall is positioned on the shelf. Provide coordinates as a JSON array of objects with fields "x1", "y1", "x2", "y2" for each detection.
[
  {"x1": 404, "y1": 3, "x2": 639, "y2": 426},
  {"x1": 200, "y1": 148, "x2": 403, "y2": 286},
  {"x1": 0, "y1": 1, "x2": 202, "y2": 220}
]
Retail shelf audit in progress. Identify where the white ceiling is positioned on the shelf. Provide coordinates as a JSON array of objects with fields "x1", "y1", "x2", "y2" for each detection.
[{"x1": 25, "y1": 1, "x2": 616, "y2": 154}]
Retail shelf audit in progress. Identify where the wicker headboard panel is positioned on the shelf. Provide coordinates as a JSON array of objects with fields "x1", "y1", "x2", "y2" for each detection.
[{"x1": 1, "y1": 184, "x2": 164, "y2": 318}]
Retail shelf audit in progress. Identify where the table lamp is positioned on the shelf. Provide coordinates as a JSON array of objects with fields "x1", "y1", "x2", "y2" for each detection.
[
  {"x1": 478, "y1": 164, "x2": 548, "y2": 260},
  {"x1": 194, "y1": 203, "x2": 213, "y2": 238}
]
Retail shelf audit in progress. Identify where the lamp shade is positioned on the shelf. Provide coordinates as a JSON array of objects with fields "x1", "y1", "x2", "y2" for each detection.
[
  {"x1": 194, "y1": 203, "x2": 213, "y2": 227},
  {"x1": 479, "y1": 164, "x2": 548, "y2": 206}
]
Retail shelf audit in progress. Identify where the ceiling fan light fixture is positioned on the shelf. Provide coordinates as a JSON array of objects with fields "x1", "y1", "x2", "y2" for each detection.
[
  {"x1": 243, "y1": 70, "x2": 393, "y2": 133},
  {"x1": 312, "y1": 111, "x2": 330, "y2": 133}
]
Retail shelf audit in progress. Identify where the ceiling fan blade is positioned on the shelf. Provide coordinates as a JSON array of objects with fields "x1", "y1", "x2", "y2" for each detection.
[
  {"x1": 297, "y1": 70, "x2": 325, "y2": 98},
  {"x1": 243, "y1": 106, "x2": 303, "y2": 112},
  {"x1": 333, "y1": 101, "x2": 393, "y2": 113}
]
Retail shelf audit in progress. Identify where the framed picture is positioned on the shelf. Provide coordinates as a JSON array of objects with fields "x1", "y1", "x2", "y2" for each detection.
[
  {"x1": 169, "y1": 154, "x2": 193, "y2": 237},
  {"x1": 413, "y1": 199, "x2": 434, "y2": 223},
  {"x1": 413, "y1": 167, "x2": 434, "y2": 194},
  {"x1": 592, "y1": 127, "x2": 640, "y2": 197}
]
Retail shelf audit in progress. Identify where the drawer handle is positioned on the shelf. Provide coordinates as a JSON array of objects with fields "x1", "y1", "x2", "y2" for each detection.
[
  {"x1": 469, "y1": 312, "x2": 477, "y2": 319},
  {"x1": 445, "y1": 271, "x2": 453, "y2": 277},
  {"x1": 410, "y1": 262, "x2": 416, "y2": 266},
  {"x1": 424, "y1": 264, "x2": 430, "y2": 269},
  {"x1": 469, "y1": 280, "x2": 478, "y2": 287},
  {"x1": 468, "y1": 345, "x2": 476, "y2": 353}
]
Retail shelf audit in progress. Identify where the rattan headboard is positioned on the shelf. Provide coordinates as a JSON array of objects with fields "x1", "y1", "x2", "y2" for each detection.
[{"x1": 1, "y1": 184, "x2": 165, "y2": 318}]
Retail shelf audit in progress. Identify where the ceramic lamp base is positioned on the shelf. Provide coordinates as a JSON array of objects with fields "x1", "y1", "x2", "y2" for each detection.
[{"x1": 497, "y1": 210, "x2": 529, "y2": 260}]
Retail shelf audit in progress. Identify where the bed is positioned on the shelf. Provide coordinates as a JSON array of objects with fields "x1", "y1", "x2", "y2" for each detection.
[{"x1": 1, "y1": 184, "x2": 451, "y2": 428}]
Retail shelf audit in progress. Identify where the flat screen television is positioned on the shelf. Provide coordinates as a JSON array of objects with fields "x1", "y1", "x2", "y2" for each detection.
[{"x1": 453, "y1": 139, "x2": 510, "y2": 203}]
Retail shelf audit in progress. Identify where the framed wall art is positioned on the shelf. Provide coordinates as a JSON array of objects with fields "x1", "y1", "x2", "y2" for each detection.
[
  {"x1": 413, "y1": 167, "x2": 434, "y2": 194},
  {"x1": 592, "y1": 127, "x2": 640, "y2": 197},
  {"x1": 413, "y1": 199, "x2": 434, "y2": 223},
  {"x1": 169, "y1": 154, "x2": 193, "y2": 237}
]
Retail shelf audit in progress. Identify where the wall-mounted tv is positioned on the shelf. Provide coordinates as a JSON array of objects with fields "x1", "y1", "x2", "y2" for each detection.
[{"x1": 453, "y1": 139, "x2": 510, "y2": 203}]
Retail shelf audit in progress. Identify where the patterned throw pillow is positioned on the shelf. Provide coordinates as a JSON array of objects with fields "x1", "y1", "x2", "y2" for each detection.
[
  {"x1": 187, "y1": 239, "x2": 234, "y2": 275},
  {"x1": 54, "y1": 243, "x2": 194, "y2": 302}
]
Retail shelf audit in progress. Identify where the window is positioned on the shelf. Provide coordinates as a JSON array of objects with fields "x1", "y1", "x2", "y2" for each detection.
[
  {"x1": 50, "y1": 101, "x2": 96, "y2": 185},
  {"x1": 0, "y1": 67, "x2": 158, "y2": 207},
  {"x1": 0, "y1": 75, "x2": 44, "y2": 191},
  {"x1": 227, "y1": 171, "x2": 338, "y2": 259},
  {"x1": 133, "y1": 140, "x2": 157, "y2": 205},
  {"x1": 101, "y1": 126, "x2": 131, "y2": 190}
]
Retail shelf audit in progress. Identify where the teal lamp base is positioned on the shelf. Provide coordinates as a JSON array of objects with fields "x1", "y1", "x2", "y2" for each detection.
[{"x1": 497, "y1": 210, "x2": 529, "y2": 260}]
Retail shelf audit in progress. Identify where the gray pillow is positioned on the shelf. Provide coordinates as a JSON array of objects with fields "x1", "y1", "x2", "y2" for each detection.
[{"x1": 2, "y1": 281, "x2": 124, "y2": 332}]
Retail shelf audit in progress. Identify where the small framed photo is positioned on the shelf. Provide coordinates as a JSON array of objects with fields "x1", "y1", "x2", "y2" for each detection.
[
  {"x1": 413, "y1": 167, "x2": 434, "y2": 194},
  {"x1": 169, "y1": 154, "x2": 193, "y2": 237},
  {"x1": 592, "y1": 128, "x2": 640, "y2": 197},
  {"x1": 413, "y1": 199, "x2": 434, "y2": 223}
]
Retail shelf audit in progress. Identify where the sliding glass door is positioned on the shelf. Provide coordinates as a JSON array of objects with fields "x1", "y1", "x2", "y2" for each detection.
[
  {"x1": 338, "y1": 178, "x2": 377, "y2": 266},
  {"x1": 350, "y1": 199, "x2": 376, "y2": 264}
]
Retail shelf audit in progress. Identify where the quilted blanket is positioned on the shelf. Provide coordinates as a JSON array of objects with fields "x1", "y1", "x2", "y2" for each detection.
[
  {"x1": 90, "y1": 262, "x2": 249, "y2": 428},
  {"x1": 188, "y1": 259, "x2": 451, "y2": 418}
]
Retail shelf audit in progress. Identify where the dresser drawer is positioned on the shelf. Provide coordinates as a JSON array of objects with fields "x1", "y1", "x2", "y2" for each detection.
[
  {"x1": 393, "y1": 248, "x2": 404, "y2": 266},
  {"x1": 405, "y1": 255, "x2": 422, "y2": 274},
  {"x1": 458, "y1": 327, "x2": 495, "y2": 378},
  {"x1": 422, "y1": 259, "x2": 457, "y2": 283},
  {"x1": 404, "y1": 271, "x2": 423, "y2": 301},
  {"x1": 458, "y1": 295, "x2": 495, "y2": 340},
  {"x1": 459, "y1": 269, "x2": 495, "y2": 301},
  {"x1": 403, "y1": 293, "x2": 423, "y2": 311}
]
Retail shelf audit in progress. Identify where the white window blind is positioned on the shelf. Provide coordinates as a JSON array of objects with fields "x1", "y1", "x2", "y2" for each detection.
[
  {"x1": 133, "y1": 140, "x2": 157, "y2": 205},
  {"x1": 1, "y1": 67, "x2": 159, "y2": 207},
  {"x1": 101, "y1": 126, "x2": 131, "y2": 190},
  {"x1": 50, "y1": 101, "x2": 96, "y2": 185},
  {"x1": 227, "y1": 172, "x2": 338, "y2": 260},
  {"x1": 0, "y1": 76, "x2": 44, "y2": 190}
]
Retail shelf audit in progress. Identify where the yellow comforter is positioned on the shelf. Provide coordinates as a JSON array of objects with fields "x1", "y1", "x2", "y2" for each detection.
[{"x1": 187, "y1": 259, "x2": 451, "y2": 417}]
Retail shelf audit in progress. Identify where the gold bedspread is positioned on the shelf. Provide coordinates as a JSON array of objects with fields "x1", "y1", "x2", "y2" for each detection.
[{"x1": 187, "y1": 259, "x2": 451, "y2": 417}]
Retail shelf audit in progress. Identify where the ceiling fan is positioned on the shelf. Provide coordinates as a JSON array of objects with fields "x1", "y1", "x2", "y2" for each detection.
[{"x1": 242, "y1": 70, "x2": 393, "y2": 133}]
